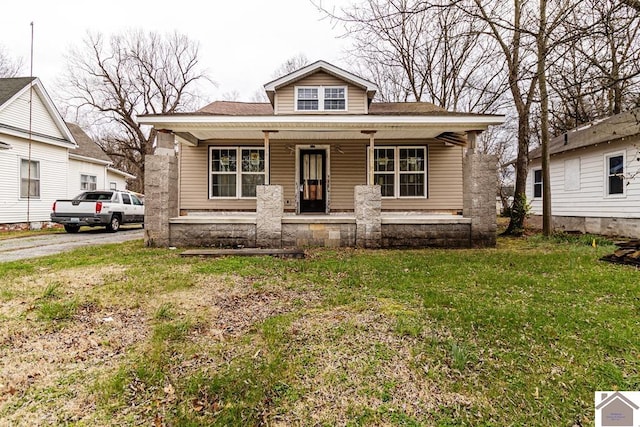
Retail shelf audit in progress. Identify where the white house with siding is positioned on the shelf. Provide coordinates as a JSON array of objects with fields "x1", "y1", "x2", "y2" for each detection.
[
  {"x1": 0, "y1": 77, "x2": 134, "y2": 228},
  {"x1": 0, "y1": 77, "x2": 77, "y2": 228},
  {"x1": 66, "y1": 123, "x2": 134, "y2": 195},
  {"x1": 527, "y1": 109, "x2": 640, "y2": 237}
]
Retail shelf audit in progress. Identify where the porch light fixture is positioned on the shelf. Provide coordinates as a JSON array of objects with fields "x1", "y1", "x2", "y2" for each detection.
[{"x1": 335, "y1": 145, "x2": 344, "y2": 154}]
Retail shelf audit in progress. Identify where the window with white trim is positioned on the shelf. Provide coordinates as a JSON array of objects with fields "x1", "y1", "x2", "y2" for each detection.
[
  {"x1": 81, "y1": 174, "x2": 97, "y2": 191},
  {"x1": 209, "y1": 147, "x2": 265, "y2": 198},
  {"x1": 295, "y1": 86, "x2": 346, "y2": 111},
  {"x1": 606, "y1": 153, "x2": 624, "y2": 195},
  {"x1": 20, "y1": 159, "x2": 40, "y2": 198},
  {"x1": 533, "y1": 169, "x2": 542, "y2": 198},
  {"x1": 110, "y1": 182, "x2": 117, "y2": 190},
  {"x1": 372, "y1": 146, "x2": 427, "y2": 198}
]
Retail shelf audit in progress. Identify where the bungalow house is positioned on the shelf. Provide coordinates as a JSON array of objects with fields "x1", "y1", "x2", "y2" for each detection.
[
  {"x1": 139, "y1": 60, "x2": 504, "y2": 248},
  {"x1": 527, "y1": 109, "x2": 640, "y2": 238},
  {"x1": 0, "y1": 77, "x2": 134, "y2": 229}
]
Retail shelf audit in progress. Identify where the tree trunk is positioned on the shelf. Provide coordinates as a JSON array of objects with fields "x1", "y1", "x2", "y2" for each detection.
[{"x1": 538, "y1": 0, "x2": 553, "y2": 237}]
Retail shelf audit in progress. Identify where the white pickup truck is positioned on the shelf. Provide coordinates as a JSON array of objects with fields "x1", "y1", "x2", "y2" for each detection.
[{"x1": 51, "y1": 190, "x2": 144, "y2": 233}]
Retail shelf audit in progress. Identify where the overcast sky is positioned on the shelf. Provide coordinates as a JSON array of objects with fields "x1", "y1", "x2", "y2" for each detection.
[{"x1": 0, "y1": 0, "x2": 352, "y2": 103}]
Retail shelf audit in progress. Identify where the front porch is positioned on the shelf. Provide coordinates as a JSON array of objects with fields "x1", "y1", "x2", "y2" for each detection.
[{"x1": 168, "y1": 211, "x2": 473, "y2": 248}]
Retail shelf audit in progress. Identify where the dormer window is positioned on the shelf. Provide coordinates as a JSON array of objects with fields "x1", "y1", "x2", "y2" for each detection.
[
  {"x1": 297, "y1": 88, "x2": 319, "y2": 110},
  {"x1": 295, "y1": 86, "x2": 347, "y2": 111}
]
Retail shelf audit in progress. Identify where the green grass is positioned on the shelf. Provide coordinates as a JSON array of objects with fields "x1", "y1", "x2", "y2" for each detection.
[{"x1": 0, "y1": 236, "x2": 638, "y2": 426}]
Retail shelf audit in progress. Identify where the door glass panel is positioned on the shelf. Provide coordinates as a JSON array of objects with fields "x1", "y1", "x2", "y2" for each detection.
[{"x1": 302, "y1": 153, "x2": 323, "y2": 201}]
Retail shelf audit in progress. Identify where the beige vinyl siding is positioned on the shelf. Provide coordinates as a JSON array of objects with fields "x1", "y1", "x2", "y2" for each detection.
[
  {"x1": 329, "y1": 141, "x2": 367, "y2": 210},
  {"x1": 527, "y1": 137, "x2": 640, "y2": 218},
  {"x1": 378, "y1": 142, "x2": 464, "y2": 211},
  {"x1": 0, "y1": 134, "x2": 69, "y2": 223},
  {"x1": 180, "y1": 139, "x2": 463, "y2": 213},
  {"x1": 0, "y1": 89, "x2": 64, "y2": 139},
  {"x1": 274, "y1": 71, "x2": 367, "y2": 115},
  {"x1": 180, "y1": 141, "x2": 262, "y2": 211},
  {"x1": 269, "y1": 143, "x2": 297, "y2": 210}
]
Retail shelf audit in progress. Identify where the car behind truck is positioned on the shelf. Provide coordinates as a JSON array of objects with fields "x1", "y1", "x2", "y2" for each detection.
[{"x1": 51, "y1": 190, "x2": 144, "y2": 233}]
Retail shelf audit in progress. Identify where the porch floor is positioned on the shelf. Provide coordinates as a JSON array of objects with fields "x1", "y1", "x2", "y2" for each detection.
[{"x1": 170, "y1": 212, "x2": 470, "y2": 225}]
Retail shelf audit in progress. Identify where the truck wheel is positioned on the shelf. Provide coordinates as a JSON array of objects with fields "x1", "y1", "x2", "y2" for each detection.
[
  {"x1": 64, "y1": 225, "x2": 80, "y2": 233},
  {"x1": 106, "y1": 215, "x2": 121, "y2": 232}
]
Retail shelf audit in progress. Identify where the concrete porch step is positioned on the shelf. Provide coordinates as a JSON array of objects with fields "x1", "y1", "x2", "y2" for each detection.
[{"x1": 180, "y1": 248, "x2": 305, "y2": 259}]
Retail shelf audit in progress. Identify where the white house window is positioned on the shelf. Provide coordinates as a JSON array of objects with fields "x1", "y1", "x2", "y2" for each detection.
[
  {"x1": 210, "y1": 147, "x2": 265, "y2": 198},
  {"x1": 110, "y1": 182, "x2": 117, "y2": 190},
  {"x1": 81, "y1": 174, "x2": 97, "y2": 191},
  {"x1": 20, "y1": 159, "x2": 40, "y2": 198},
  {"x1": 533, "y1": 169, "x2": 542, "y2": 198},
  {"x1": 372, "y1": 146, "x2": 427, "y2": 198},
  {"x1": 296, "y1": 86, "x2": 347, "y2": 111},
  {"x1": 606, "y1": 153, "x2": 624, "y2": 195}
]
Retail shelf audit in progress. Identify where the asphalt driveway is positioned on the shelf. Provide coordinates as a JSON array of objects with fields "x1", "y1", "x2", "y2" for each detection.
[{"x1": 0, "y1": 227, "x2": 144, "y2": 263}]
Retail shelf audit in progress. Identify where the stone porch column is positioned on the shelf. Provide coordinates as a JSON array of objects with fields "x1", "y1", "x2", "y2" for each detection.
[
  {"x1": 463, "y1": 151, "x2": 498, "y2": 247},
  {"x1": 256, "y1": 185, "x2": 283, "y2": 248},
  {"x1": 144, "y1": 131, "x2": 179, "y2": 247},
  {"x1": 355, "y1": 185, "x2": 382, "y2": 248}
]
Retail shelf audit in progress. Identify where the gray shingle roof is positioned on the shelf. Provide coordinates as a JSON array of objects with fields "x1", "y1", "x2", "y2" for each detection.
[
  {"x1": 66, "y1": 123, "x2": 111, "y2": 163},
  {"x1": 0, "y1": 77, "x2": 35, "y2": 107},
  {"x1": 529, "y1": 109, "x2": 640, "y2": 159}
]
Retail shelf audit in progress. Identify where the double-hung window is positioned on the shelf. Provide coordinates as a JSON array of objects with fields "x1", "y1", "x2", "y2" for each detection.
[
  {"x1": 20, "y1": 159, "x2": 40, "y2": 199},
  {"x1": 606, "y1": 153, "x2": 624, "y2": 195},
  {"x1": 210, "y1": 147, "x2": 265, "y2": 198},
  {"x1": 296, "y1": 86, "x2": 346, "y2": 111},
  {"x1": 372, "y1": 146, "x2": 427, "y2": 198},
  {"x1": 297, "y1": 88, "x2": 319, "y2": 111},
  {"x1": 533, "y1": 169, "x2": 542, "y2": 198},
  {"x1": 81, "y1": 174, "x2": 97, "y2": 191}
]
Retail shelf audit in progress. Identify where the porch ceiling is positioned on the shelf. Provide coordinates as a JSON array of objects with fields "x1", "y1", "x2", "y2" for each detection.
[{"x1": 139, "y1": 114, "x2": 505, "y2": 145}]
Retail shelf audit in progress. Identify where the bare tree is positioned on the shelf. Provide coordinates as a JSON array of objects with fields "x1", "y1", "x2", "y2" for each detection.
[
  {"x1": 271, "y1": 53, "x2": 309, "y2": 79},
  {"x1": 0, "y1": 45, "x2": 23, "y2": 77},
  {"x1": 318, "y1": 0, "x2": 508, "y2": 113},
  {"x1": 59, "y1": 30, "x2": 210, "y2": 192},
  {"x1": 549, "y1": 1, "x2": 640, "y2": 134}
]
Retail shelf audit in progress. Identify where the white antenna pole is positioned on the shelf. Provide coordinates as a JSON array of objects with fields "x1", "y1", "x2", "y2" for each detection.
[{"x1": 27, "y1": 22, "x2": 34, "y2": 229}]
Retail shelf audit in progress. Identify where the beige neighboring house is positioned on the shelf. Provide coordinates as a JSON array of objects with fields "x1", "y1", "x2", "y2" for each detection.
[
  {"x1": 527, "y1": 109, "x2": 640, "y2": 238},
  {"x1": 139, "y1": 60, "x2": 504, "y2": 248},
  {"x1": 66, "y1": 123, "x2": 134, "y2": 195}
]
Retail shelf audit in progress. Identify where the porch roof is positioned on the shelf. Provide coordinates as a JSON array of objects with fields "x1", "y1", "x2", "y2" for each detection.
[{"x1": 139, "y1": 110, "x2": 505, "y2": 145}]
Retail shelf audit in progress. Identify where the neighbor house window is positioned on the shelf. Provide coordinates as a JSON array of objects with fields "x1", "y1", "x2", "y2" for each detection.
[
  {"x1": 210, "y1": 147, "x2": 265, "y2": 198},
  {"x1": 372, "y1": 146, "x2": 427, "y2": 198},
  {"x1": 606, "y1": 153, "x2": 624, "y2": 195},
  {"x1": 296, "y1": 86, "x2": 347, "y2": 111},
  {"x1": 20, "y1": 159, "x2": 40, "y2": 198},
  {"x1": 110, "y1": 182, "x2": 117, "y2": 190},
  {"x1": 533, "y1": 169, "x2": 542, "y2": 198},
  {"x1": 81, "y1": 174, "x2": 97, "y2": 191}
]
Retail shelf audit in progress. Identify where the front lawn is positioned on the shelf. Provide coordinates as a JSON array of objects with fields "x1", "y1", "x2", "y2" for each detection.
[{"x1": 0, "y1": 235, "x2": 637, "y2": 426}]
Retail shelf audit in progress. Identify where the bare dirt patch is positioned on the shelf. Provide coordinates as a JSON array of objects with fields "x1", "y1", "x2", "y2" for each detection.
[
  {"x1": 0, "y1": 302, "x2": 148, "y2": 426},
  {"x1": 275, "y1": 305, "x2": 474, "y2": 425}
]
